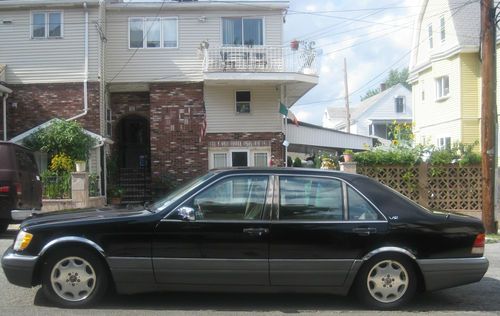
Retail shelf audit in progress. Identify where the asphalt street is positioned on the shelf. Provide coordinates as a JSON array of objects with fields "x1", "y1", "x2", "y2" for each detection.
[{"x1": 0, "y1": 226, "x2": 499, "y2": 316}]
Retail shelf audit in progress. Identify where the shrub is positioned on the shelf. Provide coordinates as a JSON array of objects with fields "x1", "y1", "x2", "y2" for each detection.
[
  {"x1": 25, "y1": 120, "x2": 96, "y2": 161},
  {"x1": 41, "y1": 170, "x2": 71, "y2": 199},
  {"x1": 49, "y1": 153, "x2": 74, "y2": 173},
  {"x1": 292, "y1": 157, "x2": 303, "y2": 167}
]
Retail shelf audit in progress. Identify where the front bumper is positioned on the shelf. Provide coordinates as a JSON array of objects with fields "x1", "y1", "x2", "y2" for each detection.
[
  {"x1": 417, "y1": 256, "x2": 489, "y2": 291},
  {"x1": 1, "y1": 247, "x2": 39, "y2": 288}
]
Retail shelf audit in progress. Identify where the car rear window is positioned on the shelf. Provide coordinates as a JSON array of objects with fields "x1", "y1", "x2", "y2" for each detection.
[
  {"x1": 0, "y1": 144, "x2": 15, "y2": 169},
  {"x1": 15, "y1": 148, "x2": 38, "y2": 173}
]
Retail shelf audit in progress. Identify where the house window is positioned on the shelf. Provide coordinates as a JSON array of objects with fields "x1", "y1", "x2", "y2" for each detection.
[
  {"x1": 440, "y1": 16, "x2": 446, "y2": 42},
  {"x1": 421, "y1": 80, "x2": 425, "y2": 101},
  {"x1": 428, "y1": 24, "x2": 433, "y2": 49},
  {"x1": 370, "y1": 123, "x2": 389, "y2": 139},
  {"x1": 435, "y1": 76, "x2": 450, "y2": 99},
  {"x1": 106, "y1": 108, "x2": 113, "y2": 137},
  {"x1": 235, "y1": 91, "x2": 251, "y2": 114},
  {"x1": 222, "y1": 17, "x2": 263, "y2": 46},
  {"x1": 254, "y1": 153, "x2": 268, "y2": 167},
  {"x1": 395, "y1": 97, "x2": 405, "y2": 113},
  {"x1": 437, "y1": 137, "x2": 451, "y2": 150},
  {"x1": 31, "y1": 11, "x2": 62, "y2": 39},
  {"x1": 213, "y1": 153, "x2": 228, "y2": 168},
  {"x1": 129, "y1": 17, "x2": 178, "y2": 49}
]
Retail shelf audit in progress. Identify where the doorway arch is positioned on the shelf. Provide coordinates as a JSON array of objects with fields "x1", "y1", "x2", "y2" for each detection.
[{"x1": 116, "y1": 114, "x2": 151, "y2": 170}]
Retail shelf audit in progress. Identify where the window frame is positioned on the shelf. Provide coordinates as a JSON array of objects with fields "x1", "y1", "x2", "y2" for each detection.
[
  {"x1": 30, "y1": 10, "x2": 64, "y2": 39},
  {"x1": 435, "y1": 75, "x2": 450, "y2": 100},
  {"x1": 128, "y1": 16, "x2": 179, "y2": 49},
  {"x1": 275, "y1": 175, "x2": 387, "y2": 223},
  {"x1": 221, "y1": 16, "x2": 265, "y2": 47},
  {"x1": 394, "y1": 96, "x2": 405, "y2": 113},
  {"x1": 235, "y1": 90, "x2": 252, "y2": 114},
  {"x1": 427, "y1": 23, "x2": 433, "y2": 49},
  {"x1": 440, "y1": 16, "x2": 446, "y2": 42},
  {"x1": 437, "y1": 136, "x2": 451, "y2": 150}
]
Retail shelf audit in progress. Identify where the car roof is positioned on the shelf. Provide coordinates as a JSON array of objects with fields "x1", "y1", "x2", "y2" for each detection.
[
  {"x1": 210, "y1": 167, "x2": 367, "y2": 181},
  {"x1": 0, "y1": 141, "x2": 33, "y2": 152}
]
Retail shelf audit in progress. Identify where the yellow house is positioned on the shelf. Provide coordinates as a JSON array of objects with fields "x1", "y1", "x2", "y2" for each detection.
[{"x1": 408, "y1": 0, "x2": 493, "y2": 149}]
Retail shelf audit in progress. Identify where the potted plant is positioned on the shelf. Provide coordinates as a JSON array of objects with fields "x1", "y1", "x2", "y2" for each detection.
[
  {"x1": 343, "y1": 149, "x2": 354, "y2": 163},
  {"x1": 75, "y1": 160, "x2": 86, "y2": 172},
  {"x1": 108, "y1": 185, "x2": 124, "y2": 205},
  {"x1": 290, "y1": 39, "x2": 299, "y2": 50}
]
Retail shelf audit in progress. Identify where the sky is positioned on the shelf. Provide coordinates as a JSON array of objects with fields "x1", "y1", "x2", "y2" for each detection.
[{"x1": 284, "y1": 0, "x2": 420, "y2": 125}]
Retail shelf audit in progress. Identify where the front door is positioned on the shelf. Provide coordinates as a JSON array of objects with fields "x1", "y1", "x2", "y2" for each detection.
[
  {"x1": 269, "y1": 175, "x2": 388, "y2": 287},
  {"x1": 153, "y1": 175, "x2": 271, "y2": 285}
]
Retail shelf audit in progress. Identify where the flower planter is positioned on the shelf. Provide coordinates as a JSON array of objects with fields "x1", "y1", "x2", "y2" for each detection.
[
  {"x1": 290, "y1": 40, "x2": 299, "y2": 50},
  {"x1": 75, "y1": 161, "x2": 86, "y2": 172},
  {"x1": 343, "y1": 154, "x2": 353, "y2": 163}
]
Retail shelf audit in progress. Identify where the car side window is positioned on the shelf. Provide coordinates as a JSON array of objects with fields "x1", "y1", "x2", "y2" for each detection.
[
  {"x1": 279, "y1": 176, "x2": 343, "y2": 221},
  {"x1": 347, "y1": 186, "x2": 383, "y2": 221},
  {"x1": 189, "y1": 175, "x2": 268, "y2": 221}
]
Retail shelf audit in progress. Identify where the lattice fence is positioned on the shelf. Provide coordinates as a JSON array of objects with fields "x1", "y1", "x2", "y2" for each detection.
[{"x1": 357, "y1": 164, "x2": 482, "y2": 214}]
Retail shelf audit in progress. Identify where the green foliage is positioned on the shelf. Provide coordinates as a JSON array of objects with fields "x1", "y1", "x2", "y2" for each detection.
[
  {"x1": 287, "y1": 156, "x2": 293, "y2": 167},
  {"x1": 41, "y1": 170, "x2": 71, "y2": 199},
  {"x1": 89, "y1": 173, "x2": 100, "y2": 197},
  {"x1": 343, "y1": 149, "x2": 354, "y2": 155},
  {"x1": 360, "y1": 67, "x2": 410, "y2": 101},
  {"x1": 25, "y1": 120, "x2": 96, "y2": 161},
  {"x1": 354, "y1": 147, "x2": 422, "y2": 166},
  {"x1": 49, "y1": 153, "x2": 74, "y2": 173},
  {"x1": 387, "y1": 121, "x2": 414, "y2": 143},
  {"x1": 292, "y1": 157, "x2": 303, "y2": 167},
  {"x1": 428, "y1": 142, "x2": 481, "y2": 166},
  {"x1": 107, "y1": 185, "x2": 124, "y2": 198}
]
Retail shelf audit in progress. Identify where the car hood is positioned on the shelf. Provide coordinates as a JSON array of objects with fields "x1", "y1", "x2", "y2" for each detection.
[{"x1": 21, "y1": 207, "x2": 152, "y2": 229}]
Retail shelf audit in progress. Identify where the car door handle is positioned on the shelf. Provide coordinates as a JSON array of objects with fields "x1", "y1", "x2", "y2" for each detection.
[
  {"x1": 243, "y1": 228, "x2": 269, "y2": 236},
  {"x1": 352, "y1": 227, "x2": 377, "y2": 236}
]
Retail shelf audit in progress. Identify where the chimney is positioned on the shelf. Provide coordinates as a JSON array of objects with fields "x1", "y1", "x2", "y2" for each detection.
[{"x1": 380, "y1": 83, "x2": 387, "y2": 91}]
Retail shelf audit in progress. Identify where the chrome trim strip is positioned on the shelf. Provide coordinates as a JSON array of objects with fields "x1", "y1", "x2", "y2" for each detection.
[
  {"x1": 342, "y1": 182, "x2": 348, "y2": 221},
  {"x1": 362, "y1": 247, "x2": 417, "y2": 261},
  {"x1": 11, "y1": 209, "x2": 41, "y2": 221},
  {"x1": 39, "y1": 236, "x2": 106, "y2": 257},
  {"x1": 417, "y1": 257, "x2": 489, "y2": 267}
]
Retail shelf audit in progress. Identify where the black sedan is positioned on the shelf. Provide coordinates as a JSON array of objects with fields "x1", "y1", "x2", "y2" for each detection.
[{"x1": 1, "y1": 168, "x2": 489, "y2": 309}]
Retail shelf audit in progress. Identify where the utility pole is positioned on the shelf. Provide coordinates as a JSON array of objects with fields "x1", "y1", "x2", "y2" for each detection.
[
  {"x1": 481, "y1": 0, "x2": 497, "y2": 233},
  {"x1": 344, "y1": 58, "x2": 351, "y2": 133}
]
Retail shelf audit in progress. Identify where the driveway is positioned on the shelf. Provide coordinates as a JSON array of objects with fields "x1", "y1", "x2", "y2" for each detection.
[{"x1": 1, "y1": 226, "x2": 499, "y2": 316}]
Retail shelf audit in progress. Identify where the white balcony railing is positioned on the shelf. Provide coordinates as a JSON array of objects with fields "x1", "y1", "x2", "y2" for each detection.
[{"x1": 202, "y1": 46, "x2": 319, "y2": 76}]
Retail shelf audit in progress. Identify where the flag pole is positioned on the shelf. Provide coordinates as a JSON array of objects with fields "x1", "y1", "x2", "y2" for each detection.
[{"x1": 284, "y1": 115, "x2": 288, "y2": 167}]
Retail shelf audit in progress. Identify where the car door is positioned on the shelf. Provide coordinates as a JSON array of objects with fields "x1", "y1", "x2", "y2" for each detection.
[
  {"x1": 269, "y1": 175, "x2": 388, "y2": 287},
  {"x1": 153, "y1": 174, "x2": 272, "y2": 286}
]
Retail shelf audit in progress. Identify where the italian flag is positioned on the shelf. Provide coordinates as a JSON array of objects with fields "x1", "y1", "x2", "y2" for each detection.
[{"x1": 279, "y1": 102, "x2": 299, "y2": 126}]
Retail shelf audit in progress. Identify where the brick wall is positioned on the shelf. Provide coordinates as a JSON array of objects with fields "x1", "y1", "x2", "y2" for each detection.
[
  {"x1": 110, "y1": 91, "x2": 150, "y2": 137},
  {"x1": 206, "y1": 132, "x2": 285, "y2": 166},
  {"x1": 0, "y1": 82, "x2": 101, "y2": 139},
  {"x1": 149, "y1": 82, "x2": 208, "y2": 191}
]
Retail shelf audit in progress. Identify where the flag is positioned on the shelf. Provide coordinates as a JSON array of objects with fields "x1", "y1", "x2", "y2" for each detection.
[
  {"x1": 199, "y1": 102, "x2": 207, "y2": 142},
  {"x1": 279, "y1": 102, "x2": 299, "y2": 126},
  {"x1": 288, "y1": 110, "x2": 300, "y2": 127},
  {"x1": 279, "y1": 102, "x2": 288, "y2": 116}
]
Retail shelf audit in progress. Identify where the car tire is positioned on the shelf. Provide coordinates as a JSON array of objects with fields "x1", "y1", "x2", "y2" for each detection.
[
  {"x1": 355, "y1": 253, "x2": 417, "y2": 310},
  {"x1": 41, "y1": 247, "x2": 108, "y2": 308}
]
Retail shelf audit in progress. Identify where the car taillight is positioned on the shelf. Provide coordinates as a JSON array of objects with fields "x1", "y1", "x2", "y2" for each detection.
[
  {"x1": 472, "y1": 233, "x2": 485, "y2": 255},
  {"x1": 0, "y1": 186, "x2": 9, "y2": 193},
  {"x1": 15, "y1": 183, "x2": 22, "y2": 196}
]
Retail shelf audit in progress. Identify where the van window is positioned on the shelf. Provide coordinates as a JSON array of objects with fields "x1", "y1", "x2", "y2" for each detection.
[{"x1": 15, "y1": 149, "x2": 38, "y2": 172}]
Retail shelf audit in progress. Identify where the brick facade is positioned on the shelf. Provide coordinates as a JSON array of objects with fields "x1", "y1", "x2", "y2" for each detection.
[
  {"x1": 149, "y1": 82, "x2": 208, "y2": 190},
  {"x1": 109, "y1": 91, "x2": 150, "y2": 137},
  {"x1": 0, "y1": 82, "x2": 101, "y2": 139}
]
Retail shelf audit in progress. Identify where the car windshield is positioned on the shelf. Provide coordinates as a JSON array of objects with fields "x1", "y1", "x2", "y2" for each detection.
[{"x1": 150, "y1": 172, "x2": 216, "y2": 213}]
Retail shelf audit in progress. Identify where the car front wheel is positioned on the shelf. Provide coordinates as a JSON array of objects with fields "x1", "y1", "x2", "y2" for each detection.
[
  {"x1": 41, "y1": 248, "x2": 108, "y2": 307},
  {"x1": 355, "y1": 254, "x2": 417, "y2": 309}
]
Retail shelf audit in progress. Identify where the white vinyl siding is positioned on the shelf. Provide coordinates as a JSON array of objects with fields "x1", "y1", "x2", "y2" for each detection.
[
  {"x1": 204, "y1": 85, "x2": 281, "y2": 133},
  {"x1": 106, "y1": 10, "x2": 283, "y2": 83},
  {"x1": 1, "y1": 8, "x2": 100, "y2": 83}
]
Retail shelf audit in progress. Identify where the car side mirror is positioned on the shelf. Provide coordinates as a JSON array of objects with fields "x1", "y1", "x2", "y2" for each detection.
[{"x1": 176, "y1": 206, "x2": 196, "y2": 222}]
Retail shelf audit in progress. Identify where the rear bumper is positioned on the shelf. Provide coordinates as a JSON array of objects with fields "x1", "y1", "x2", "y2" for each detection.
[
  {"x1": 1, "y1": 247, "x2": 38, "y2": 288},
  {"x1": 417, "y1": 257, "x2": 489, "y2": 291}
]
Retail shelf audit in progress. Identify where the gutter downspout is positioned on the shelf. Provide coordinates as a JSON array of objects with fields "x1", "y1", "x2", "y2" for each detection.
[
  {"x1": 2, "y1": 93, "x2": 8, "y2": 141},
  {"x1": 68, "y1": 1, "x2": 89, "y2": 121}
]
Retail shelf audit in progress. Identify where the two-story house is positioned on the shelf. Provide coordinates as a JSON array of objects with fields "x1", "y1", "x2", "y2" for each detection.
[
  {"x1": 0, "y1": 0, "x2": 318, "y2": 201},
  {"x1": 322, "y1": 83, "x2": 412, "y2": 141},
  {"x1": 408, "y1": 0, "x2": 486, "y2": 149}
]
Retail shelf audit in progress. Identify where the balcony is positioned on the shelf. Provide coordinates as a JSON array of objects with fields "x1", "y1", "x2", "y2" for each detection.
[
  {"x1": 202, "y1": 46, "x2": 319, "y2": 76},
  {"x1": 202, "y1": 46, "x2": 319, "y2": 105}
]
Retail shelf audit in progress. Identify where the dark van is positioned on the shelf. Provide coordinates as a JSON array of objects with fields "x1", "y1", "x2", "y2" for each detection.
[{"x1": 0, "y1": 142, "x2": 42, "y2": 232}]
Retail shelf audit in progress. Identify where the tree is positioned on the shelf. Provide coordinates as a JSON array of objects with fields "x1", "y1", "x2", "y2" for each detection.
[{"x1": 360, "y1": 67, "x2": 410, "y2": 101}]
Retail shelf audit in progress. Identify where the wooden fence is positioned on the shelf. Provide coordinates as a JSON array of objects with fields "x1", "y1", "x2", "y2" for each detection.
[{"x1": 357, "y1": 164, "x2": 482, "y2": 217}]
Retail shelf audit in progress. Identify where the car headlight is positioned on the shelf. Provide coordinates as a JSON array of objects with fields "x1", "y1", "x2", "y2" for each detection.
[{"x1": 13, "y1": 231, "x2": 33, "y2": 251}]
